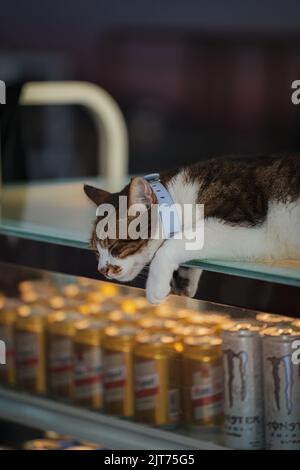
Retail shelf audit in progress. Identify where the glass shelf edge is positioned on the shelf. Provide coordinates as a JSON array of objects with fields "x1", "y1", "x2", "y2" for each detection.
[{"x1": 0, "y1": 228, "x2": 300, "y2": 288}]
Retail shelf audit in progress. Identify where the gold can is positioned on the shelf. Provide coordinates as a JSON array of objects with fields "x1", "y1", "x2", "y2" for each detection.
[
  {"x1": 15, "y1": 306, "x2": 49, "y2": 393},
  {"x1": 85, "y1": 291, "x2": 105, "y2": 304},
  {"x1": 19, "y1": 290, "x2": 47, "y2": 307},
  {"x1": 151, "y1": 299, "x2": 175, "y2": 314},
  {"x1": 19, "y1": 279, "x2": 56, "y2": 295},
  {"x1": 47, "y1": 311, "x2": 82, "y2": 399},
  {"x1": 0, "y1": 299, "x2": 19, "y2": 386},
  {"x1": 134, "y1": 332, "x2": 181, "y2": 427},
  {"x1": 186, "y1": 312, "x2": 232, "y2": 333},
  {"x1": 19, "y1": 279, "x2": 57, "y2": 306},
  {"x1": 171, "y1": 324, "x2": 218, "y2": 340},
  {"x1": 19, "y1": 279, "x2": 55, "y2": 291},
  {"x1": 23, "y1": 439, "x2": 64, "y2": 450},
  {"x1": 108, "y1": 309, "x2": 143, "y2": 326},
  {"x1": 97, "y1": 282, "x2": 120, "y2": 298},
  {"x1": 77, "y1": 276, "x2": 98, "y2": 288},
  {"x1": 102, "y1": 325, "x2": 138, "y2": 417},
  {"x1": 256, "y1": 312, "x2": 293, "y2": 326},
  {"x1": 155, "y1": 306, "x2": 191, "y2": 323},
  {"x1": 138, "y1": 315, "x2": 177, "y2": 333},
  {"x1": 48, "y1": 296, "x2": 81, "y2": 311},
  {"x1": 85, "y1": 298, "x2": 121, "y2": 319},
  {"x1": 132, "y1": 296, "x2": 152, "y2": 310},
  {"x1": 121, "y1": 297, "x2": 152, "y2": 315},
  {"x1": 78, "y1": 302, "x2": 104, "y2": 317},
  {"x1": 62, "y1": 283, "x2": 90, "y2": 301},
  {"x1": 86, "y1": 283, "x2": 120, "y2": 304},
  {"x1": 292, "y1": 319, "x2": 300, "y2": 328},
  {"x1": 64, "y1": 446, "x2": 96, "y2": 450},
  {"x1": 23, "y1": 438, "x2": 78, "y2": 450},
  {"x1": 182, "y1": 335, "x2": 223, "y2": 428},
  {"x1": 73, "y1": 319, "x2": 109, "y2": 409}
]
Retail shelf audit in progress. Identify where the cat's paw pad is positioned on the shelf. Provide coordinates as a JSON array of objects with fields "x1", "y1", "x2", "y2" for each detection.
[{"x1": 170, "y1": 267, "x2": 201, "y2": 298}]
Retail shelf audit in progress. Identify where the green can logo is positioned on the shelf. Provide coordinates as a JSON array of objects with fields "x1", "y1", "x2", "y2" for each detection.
[{"x1": 0, "y1": 81, "x2": 6, "y2": 104}]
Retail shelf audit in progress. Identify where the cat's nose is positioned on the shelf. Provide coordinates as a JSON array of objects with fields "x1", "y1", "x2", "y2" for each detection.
[
  {"x1": 98, "y1": 265, "x2": 109, "y2": 276},
  {"x1": 99, "y1": 264, "x2": 121, "y2": 277}
]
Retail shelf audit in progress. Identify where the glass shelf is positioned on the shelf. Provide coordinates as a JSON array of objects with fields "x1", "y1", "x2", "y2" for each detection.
[
  {"x1": 1, "y1": 179, "x2": 300, "y2": 287},
  {"x1": 184, "y1": 259, "x2": 300, "y2": 287},
  {"x1": 0, "y1": 179, "x2": 106, "y2": 248},
  {"x1": 0, "y1": 388, "x2": 225, "y2": 450}
]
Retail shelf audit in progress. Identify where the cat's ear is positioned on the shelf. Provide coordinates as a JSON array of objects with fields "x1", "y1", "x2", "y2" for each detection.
[
  {"x1": 83, "y1": 184, "x2": 110, "y2": 206},
  {"x1": 129, "y1": 177, "x2": 154, "y2": 209}
]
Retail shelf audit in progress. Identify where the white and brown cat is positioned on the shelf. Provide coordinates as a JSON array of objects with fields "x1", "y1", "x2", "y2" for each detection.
[{"x1": 84, "y1": 155, "x2": 300, "y2": 304}]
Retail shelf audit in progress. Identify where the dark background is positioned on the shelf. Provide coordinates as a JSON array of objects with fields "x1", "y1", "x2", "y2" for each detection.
[{"x1": 1, "y1": 0, "x2": 300, "y2": 181}]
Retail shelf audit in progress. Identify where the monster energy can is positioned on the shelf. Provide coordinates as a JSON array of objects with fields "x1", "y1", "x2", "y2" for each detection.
[
  {"x1": 262, "y1": 326, "x2": 300, "y2": 450},
  {"x1": 222, "y1": 320, "x2": 264, "y2": 449}
]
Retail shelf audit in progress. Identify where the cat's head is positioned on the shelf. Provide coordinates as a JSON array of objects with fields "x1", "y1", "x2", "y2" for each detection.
[{"x1": 84, "y1": 178, "x2": 162, "y2": 282}]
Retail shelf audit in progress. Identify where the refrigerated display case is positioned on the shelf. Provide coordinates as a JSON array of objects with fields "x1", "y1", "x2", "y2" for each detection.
[{"x1": 0, "y1": 178, "x2": 299, "y2": 450}]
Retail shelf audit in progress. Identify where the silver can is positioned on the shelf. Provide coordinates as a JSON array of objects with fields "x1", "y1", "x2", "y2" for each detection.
[
  {"x1": 222, "y1": 320, "x2": 264, "y2": 449},
  {"x1": 262, "y1": 326, "x2": 300, "y2": 450}
]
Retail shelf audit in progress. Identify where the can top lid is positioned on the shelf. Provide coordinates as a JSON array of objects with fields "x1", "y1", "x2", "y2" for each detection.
[
  {"x1": 19, "y1": 279, "x2": 56, "y2": 295},
  {"x1": 23, "y1": 438, "x2": 78, "y2": 450},
  {"x1": 78, "y1": 302, "x2": 102, "y2": 315},
  {"x1": 49, "y1": 310, "x2": 81, "y2": 321},
  {"x1": 63, "y1": 283, "x2": 91, "y2": 299},
  {"x1": 183, "y1": 335, "x2": 222, "y2": 347},
  {"x1": 48, "y1": 296, "x2": 66, "y2": 310},
  {"x1": 173, "y1": 324, "x2": 217, "y2": 337},
  {"x1": 104, "y1": 325, "x2": 138, "y2": 338},
  {"x1": 136, "y1": 331, "x2": 180, "y2": 346},
  {"x1": 20, "y1": 291, "x2": 42, "y2": 303},
  {"x1": 187, "y1": 311, "x2": 231, "y2": 325},
  {"x1": 261, "y1": 326, "x2": 300, "y2": 338},
  {"x1": 91, "y1": 299, "x2": 121, "y2": 313},
  {"x1": 139, "y1": 315, "x2": 178, "y2": 330},
  {"x1": 155, "y1": 306, "x2": 190, "y2": 320},
  {"x1": 75, "y1": 318, "x2": 109, "y2": 331},
  {"x1": 97, "y1": 282, "x2": 120, "y2": 298},
  {"x1": 223, "y1": 318, "x2": 262, "y2": 333},
  {"x1": 120, "y1": 298, "x2": 138, "y2": 314},
  {"x1": 132, "y1": 296, "x2": 151, "y2": 309},
  {"x1": 18, "y1": 304, "x2": 50, "y2": 318},
  {"x1": 120, "y1": 296, "x2": 151, "y2": 314},
  {"x1": 256, "y1": 312, "x2": 293, "y2": 324},
  {"x1": 85, "y1": 291, "x2": 106, "y2": 303},
  {"x1": 49, "y1": 296, "x2": 81, "y2": 310},
  {"x1": 48, "y1": 311, "x2": 84, "y2": 335},
  {"x1": 108, "y1": 309, "x2": 142, "y2": 323}
]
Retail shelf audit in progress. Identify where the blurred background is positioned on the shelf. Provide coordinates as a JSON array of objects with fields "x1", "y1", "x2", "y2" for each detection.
[{"x1": 1, "y1": 0, "x2": 300, "y2": 183}]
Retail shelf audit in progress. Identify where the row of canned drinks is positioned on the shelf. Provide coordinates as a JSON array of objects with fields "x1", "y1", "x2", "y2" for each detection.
[{"x1": 0, "y1": 285, "x2": 300, "y2": 450}]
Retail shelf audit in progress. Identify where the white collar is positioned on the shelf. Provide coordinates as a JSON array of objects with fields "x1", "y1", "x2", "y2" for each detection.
[{"x1": 144, "y1": 173, "x2": 181, "y2": 238}]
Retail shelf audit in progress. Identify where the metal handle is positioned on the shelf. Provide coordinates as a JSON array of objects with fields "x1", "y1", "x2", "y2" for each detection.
[{"x1": 19, "y1": 81, "x2": 129, "y2": 191}]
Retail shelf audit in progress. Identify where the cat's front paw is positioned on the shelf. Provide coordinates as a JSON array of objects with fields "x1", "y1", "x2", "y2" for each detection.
[
  {"x1": 146, "y1": 272, "x2": 171, "y2": 304},
  {"x1": 170, "y1": 267, "x2": 202, "y2": 297},
  {"x1": 146, "y1": 252, "x2": 176, "y2": 304}
]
